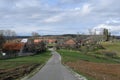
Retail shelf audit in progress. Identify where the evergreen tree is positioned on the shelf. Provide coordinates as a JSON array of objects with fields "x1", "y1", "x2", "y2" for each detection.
[
  {"x1": 0, "y1": 34, "x2": 5, "y2": 49},
  {"x1": 103, "y1": 28, "x2": 110, "y2": 41}
]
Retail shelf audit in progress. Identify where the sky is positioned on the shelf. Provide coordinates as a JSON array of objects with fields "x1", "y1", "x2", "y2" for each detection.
[{"x1": 0, "y1": 0, "x2": 120, "y2": 36}]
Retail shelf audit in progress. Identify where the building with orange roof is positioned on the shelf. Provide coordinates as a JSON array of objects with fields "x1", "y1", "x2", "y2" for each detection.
[
  {"x1": 3, "y1": 42, "x2": 25, "y2": 51},
  {"x1": 34, "y1": 39, "x2": 43, "y2": 43},
  {"x1": 65, "y1": 39, "x2": 76, "y2": 45},
  {"x1": 64, "y1": 39, "x2": 76, "y2": 49},
  {"x1": 47, "y1": 39, "x2": 57, "y2": 44}
]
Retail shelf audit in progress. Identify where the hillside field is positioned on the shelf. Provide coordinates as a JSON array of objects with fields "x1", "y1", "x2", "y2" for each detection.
[
  {"x1": 101, "y1": 42, "x2": 120, "y2": 57},
  {"x1": 58, "y1": 49, "x2": 120, "y2": 80}
]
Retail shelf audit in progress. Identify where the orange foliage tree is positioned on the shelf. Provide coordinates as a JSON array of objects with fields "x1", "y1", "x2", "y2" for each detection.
[{"x1": 3, "y1": 42, "x2": 24, "y2": 52}]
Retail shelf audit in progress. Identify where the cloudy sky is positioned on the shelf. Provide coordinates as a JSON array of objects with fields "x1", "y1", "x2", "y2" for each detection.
[{"x1": 0, "y1": 0, "x2": 120, "y2": 36}]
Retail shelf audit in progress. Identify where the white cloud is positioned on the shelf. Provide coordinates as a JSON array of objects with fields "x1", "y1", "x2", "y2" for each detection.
[
  {"x1": 29, "y1": 14, "x2": 41, "y2": 19},
  {"x1": 0, "y1": 0, "x2": 120, "y2": 35},
  {"x1": 110, "y1": 19, "x2": 120, "y2": 24},
  {"x1": 93, "y1": 21, "x2": 120, "y2": 35},
  {"x1": 15, "y1": 0, "x2": 41, "y2": 9},
  {"x1": 94, "y1": 24, "x2": 110, "y2": 29},
  {"x1": 4, "y1": 25, "x2": 54, "y2": 34},
  {"x1": 81, "y1": 3, "x2": 92, "y2": 16},
  {"x1": 74, "y1": 7, "x2": 81, "y2": 10},
  {"x1": 41, "y1": 3, "x2": 92, "y2": 24},
  {"x1": 106, "y1": 19, "x2": 120, "y2": 24},
  {"x1": 100, "y1": 0, "x2": 115, "y2": 7},
  {"x1": 42, "y1": 13, "x2": 65, "y2": 23}
]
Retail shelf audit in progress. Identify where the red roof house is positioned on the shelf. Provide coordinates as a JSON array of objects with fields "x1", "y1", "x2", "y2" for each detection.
[
  {"x1": 47, "y1": 39, "x2": 56, "y2": 44},
  {"x1": 64, "y1": 39, "x2": 76, "y2": 45},
  {"x1": 34, "y1": 39, "x2": 43, "y2": 43}
]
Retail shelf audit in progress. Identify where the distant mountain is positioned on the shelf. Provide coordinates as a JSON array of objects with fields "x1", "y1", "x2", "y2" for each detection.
[{"x1": 4, "y1": 36, "x2": 31, "y2": 40}]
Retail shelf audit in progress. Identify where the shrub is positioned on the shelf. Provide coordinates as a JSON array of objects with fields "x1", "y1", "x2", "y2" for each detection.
[
  {"x1": 23, "y1": 41, "x2": 46, "y2": 53},
  {"x1": 104, "y1": 51, "x2": 117, "y2": 58},
  {"x1": 100, "y1": 51, "x2": 117, "y2": 58},
  {"x1": 97, "y1": 44, "x2": 105, "y2": 49},
  {"x1": 95, "y1": 50, "x2": 117, "y2": 58}
]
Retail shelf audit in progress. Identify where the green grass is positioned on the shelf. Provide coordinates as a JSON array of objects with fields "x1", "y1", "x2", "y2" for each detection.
[
  {"x1": 57, "y1": 49, "x2": 119, "y2": 63},
  {"x1": 0, "y1": 50, "x2": 51, "y2": 69},
  {"x1": 47, "y1": 43, "x2": 56, "y2": 47},
  {"x1": 101, "y1": 42, "x2": 120, "y2": 57}
]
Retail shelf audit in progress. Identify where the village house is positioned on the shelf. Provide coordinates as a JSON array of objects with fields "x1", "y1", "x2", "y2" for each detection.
[
  {"x1": 64, "y1": 39, "x2": 76, "y2": 49},
  {"x1": 47, "y1": 39, "x2": 57, "y2": 44},
  {"x1": 0, "y1": 38, "x2": 47, "y2": 59},
  {"x1": 2, "y1": 42, "x2": 25, "y2": 58},
  {"x1": 34, "y1": 39, "x2": 43, "y2": 43}
]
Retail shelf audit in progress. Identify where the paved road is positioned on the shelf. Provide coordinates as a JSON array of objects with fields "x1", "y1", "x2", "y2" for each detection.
[{"x1": 29, "y1": 49, "x2": 86, "y2": 80}]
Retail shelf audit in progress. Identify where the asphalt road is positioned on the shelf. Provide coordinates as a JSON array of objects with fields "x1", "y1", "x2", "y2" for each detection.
[{"x1": 29, "y1": 49, "x2": 86, "y2": 80}]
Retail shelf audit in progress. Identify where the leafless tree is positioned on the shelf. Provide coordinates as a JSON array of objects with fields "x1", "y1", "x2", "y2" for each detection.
[
  {"x1": 0, "y1": 30, "x2": 16, "y2": 37},
  {"x1": 32, "y1": 32, "x2": 40, "y2": 38}
]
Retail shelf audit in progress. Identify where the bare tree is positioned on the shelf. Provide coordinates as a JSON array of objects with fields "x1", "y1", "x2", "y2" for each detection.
[
  {"x1": 32, "y1": 32, "x2": 40, "y2": 38},
  {"x1": 0, "y1": 30, "x2": 4, "y2": 35},
  {"x1": 0, "y1": 30, "x2": 16, "y2": 37}
]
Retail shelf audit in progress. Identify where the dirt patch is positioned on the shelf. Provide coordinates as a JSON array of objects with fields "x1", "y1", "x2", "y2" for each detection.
[
  {"x1": 65, "y1": 61, "x2": 120, "y2": 80},
  {"x1": 0, "y1": 64, "x2": 40, "y2": 80}
]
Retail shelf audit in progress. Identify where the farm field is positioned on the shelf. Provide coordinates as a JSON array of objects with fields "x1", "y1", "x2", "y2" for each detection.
[
  {"x1": 57, "y1": 49, "x2": 120, "y2": 80},
  {"x1": 101, "y1": 42, "x2": 120, "y2": 57},
  {"x1": 0, "y1": 50, "x2": 51, "y2": 80}
]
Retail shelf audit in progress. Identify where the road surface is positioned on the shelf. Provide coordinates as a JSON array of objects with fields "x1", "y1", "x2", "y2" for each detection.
[{"x1": 29, "y1": 49, "x2": 86, "y2": 80}]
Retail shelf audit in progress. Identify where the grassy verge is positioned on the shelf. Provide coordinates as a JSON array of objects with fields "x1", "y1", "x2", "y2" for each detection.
[
  {"x1": 57, "y1": 49, "x2": 119, "y2": 63},
  {"x1": 0, "y1": 50, "x2": 51, "y2": 80},
  {"x1": 57, "y1": 49, "x2": 120, "y2": 80}
]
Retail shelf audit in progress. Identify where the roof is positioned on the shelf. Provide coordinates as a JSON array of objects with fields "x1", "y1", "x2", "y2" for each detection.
[
  {"x1": 3, "y1": 42, "x2": 24, "y2": 51},
  {"x1": 34, "y1": 39, "x2": 43, "y2": 43},
  {"x1": 65, "y1": 39, "x2": 76, "y2": 45},
  {"x1": 21, "y1": 38, "x2": 28, "y2": 43},
  {"x1": 48, "y1": 39, "x2": 56, "y2": 43}
]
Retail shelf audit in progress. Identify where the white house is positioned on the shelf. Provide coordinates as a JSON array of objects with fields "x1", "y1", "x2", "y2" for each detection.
[{"x1": 21, "y1": 38, "x2": 28, "y2": 43}]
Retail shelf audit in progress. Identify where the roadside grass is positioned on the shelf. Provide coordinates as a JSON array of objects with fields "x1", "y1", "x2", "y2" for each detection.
[
  {"x1": 57, "y1": 49, "x2": 119, "y2": 64},
  {"x1": 57, "y1": 49, "x2": 120, "y2": 80},
  {"x1": 101, "y1": 42, "x2": 120, "y2": 57},
  {"x1": 0, "y1": 50, "x2": 51, "y2": 69}
]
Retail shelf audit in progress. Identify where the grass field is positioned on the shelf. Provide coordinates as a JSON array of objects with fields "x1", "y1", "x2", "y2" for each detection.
[
  {"x1": 101, "y1": 42, "x2": 120, "y2": 57},
  {"x1": 0, "y1": 50, "x2": 51, "y2": 80},
  {"x1": 0, "y1": 50, "x2": 51, "y2": 69},
  {"x1": 57, "y1": 49, "x2": 120, "y2": 80}
]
